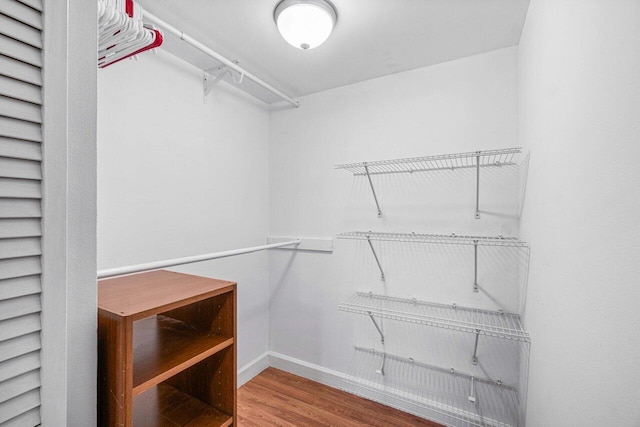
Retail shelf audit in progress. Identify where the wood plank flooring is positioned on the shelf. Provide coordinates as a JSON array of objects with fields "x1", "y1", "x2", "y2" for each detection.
[{"x1": 237, "y1": 367, "x2": 441, "y2": 427}]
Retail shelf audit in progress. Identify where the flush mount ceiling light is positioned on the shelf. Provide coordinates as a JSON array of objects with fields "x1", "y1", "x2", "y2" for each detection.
[{"x1": 274, "y1": 0, "x2": 337, "y2": 50}]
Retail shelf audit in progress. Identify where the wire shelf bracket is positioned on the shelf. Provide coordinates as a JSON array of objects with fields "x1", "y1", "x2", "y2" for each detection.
[
  {"x1": 474, "y1": 239, "x2": 479, "y2": 293},
  {"x1": 366, "y1": 309, "x2": 386, "y2": 375},
  {"x1": 335, "y1": 147, "x2": 522, "y2": 219},
  {"x1": 365, "y1": 232, "x2": 386, "y2": 281},
  {"x1": 368, "y1": 311, "x2": 385, "y2": 345},
  {"x1": 472, "y1": 329, "x2": 481, "y2": 365},
  {"x1": 469, "y1": 376, "x2": 477, "y2": 403},
  {"x1": 475, "y1": 152, "x2": 481, "y2": 219},
  {"x1": 364, "y1": 163, "x2": 383, "y2": 218}
]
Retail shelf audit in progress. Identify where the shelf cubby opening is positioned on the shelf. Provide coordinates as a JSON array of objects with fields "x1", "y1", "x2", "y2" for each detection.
[{"x1": 132, "y1": 314, "x2": 233, "y2": 395}]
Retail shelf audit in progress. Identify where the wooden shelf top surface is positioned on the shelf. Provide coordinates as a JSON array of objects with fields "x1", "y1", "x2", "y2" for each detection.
[
  {"x1": 98, "y1": 270, "x2": 235, "y2": 319},
  {"x1": 134, "y1": 383, "x2": 233, "y2": 427}
]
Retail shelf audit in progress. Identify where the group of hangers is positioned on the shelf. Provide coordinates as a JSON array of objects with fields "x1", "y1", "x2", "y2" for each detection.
[{"x1": 98, "y1": 0, "x2": 163, "y2": 68}]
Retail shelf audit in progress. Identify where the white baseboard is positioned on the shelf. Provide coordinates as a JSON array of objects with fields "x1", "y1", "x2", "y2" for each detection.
[
  {"x1": 237, "y1": 351, "x2": 270, "y2": 387},
  {"x1": 267, "y1": 351, "x2": 347, "y2": 390},
  {"x1": 236, "y1": 351, "x2": 347, "y2": 390}
]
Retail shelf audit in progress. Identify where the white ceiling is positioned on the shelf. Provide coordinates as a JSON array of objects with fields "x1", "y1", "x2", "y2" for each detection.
[{"x1": 137, "y1": 0, "x2": 530, "y2": 104}]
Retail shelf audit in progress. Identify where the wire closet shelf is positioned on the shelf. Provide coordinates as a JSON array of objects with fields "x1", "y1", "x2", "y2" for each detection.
[
  {"x1": 346, "y1": 347, "x2": 520, "y2": 427},
  {"x1": 334, "y1": 147, "x2": 522, "y2": 176},
  {"x1": 336, "y1": 231, "x2": 528, "y2": 248},
  {"x1": 334, "y1": 147, "x2": 522, "y2": 219},
  {"x1": 339, "y1": 293, "x2": 530, "y2": 343}
]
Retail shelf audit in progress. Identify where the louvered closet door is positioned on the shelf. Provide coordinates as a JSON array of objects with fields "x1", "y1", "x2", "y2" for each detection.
[{"x1": 0, "y1": 0, "x2": 43, "y2": 426}]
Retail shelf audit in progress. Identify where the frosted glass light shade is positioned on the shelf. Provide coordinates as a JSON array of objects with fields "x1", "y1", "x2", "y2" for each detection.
[{"x1": 274, "y1": 0, "x2": 337, "y2": 50}]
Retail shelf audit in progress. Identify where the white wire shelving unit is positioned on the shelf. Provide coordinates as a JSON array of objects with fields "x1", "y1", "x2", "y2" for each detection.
[
  {"x1": 334, "y1": 147, "x2": 522, "y2": 218},
  {"x1": 97, "y1": 240, "x2": 300, "y2": 279},
  {"x1": 336, "y1": 149, "x2": 529, "y2": 425},
  {"x1": 345, "y1": 347, "x2": 521, "y2": 427},
  {"x1": 336, "y1": 231, "x2": 528, "y2": 292}
]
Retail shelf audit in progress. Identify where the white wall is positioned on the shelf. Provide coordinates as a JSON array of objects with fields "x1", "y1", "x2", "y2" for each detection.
[
  {"x1": 268, "y1": 47, "x2": 525, "y2": 394},
  {"x1": 97, "y1": 51, "x2": 271, "y2": 370},
  {"x1": 519, "y1": 0, "x2": 640, "y2": 425}
]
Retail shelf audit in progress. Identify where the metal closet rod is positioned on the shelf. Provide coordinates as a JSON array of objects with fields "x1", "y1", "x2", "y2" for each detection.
[
  {"x1": 143, "y1": 11, "x2": 300, "y2": 108},
  {"x1": 97, "y1": 240, "x2": 300, "y2": 279}
]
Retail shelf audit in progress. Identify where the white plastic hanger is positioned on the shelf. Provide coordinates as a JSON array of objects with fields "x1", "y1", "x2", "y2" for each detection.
[{"x1": 98, "y1": 0, "x2": 162, "y2": 68}]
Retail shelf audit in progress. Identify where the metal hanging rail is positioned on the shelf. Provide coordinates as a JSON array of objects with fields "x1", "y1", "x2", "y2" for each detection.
[
  {"x1": 97, "y1": 240, "x2": 300, "y2": 279},
  {"x1": 142, "y1": 11, "x2": 300, "y2": 108}
]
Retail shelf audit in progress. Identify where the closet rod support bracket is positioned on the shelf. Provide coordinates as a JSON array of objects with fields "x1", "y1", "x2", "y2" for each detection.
[
  {"x1": 203, "y1": 67, "x2": 228, "y2": 103},
  {"x1": 203, "y1": 61, "x2": 244, "y2": 104}
]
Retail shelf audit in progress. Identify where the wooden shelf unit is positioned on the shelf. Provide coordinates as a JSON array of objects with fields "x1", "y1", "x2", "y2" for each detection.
[{"x1": 98, "y1": 270, "x2": 237, "y2": 427}]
